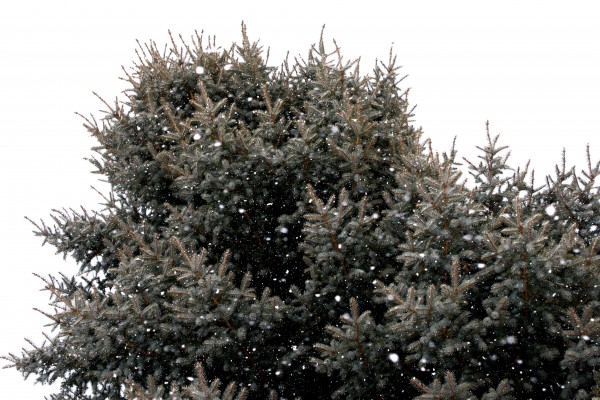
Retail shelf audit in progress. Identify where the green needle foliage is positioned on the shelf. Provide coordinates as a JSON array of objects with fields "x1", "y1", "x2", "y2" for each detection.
[{"x1": 4, "y1": 23, "x2": 600, "y2": 399}]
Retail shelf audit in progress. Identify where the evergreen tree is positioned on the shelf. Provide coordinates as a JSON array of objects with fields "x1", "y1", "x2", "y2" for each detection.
[{"x1": 4, "y1": 24, "x2": 600, "y2": 399}]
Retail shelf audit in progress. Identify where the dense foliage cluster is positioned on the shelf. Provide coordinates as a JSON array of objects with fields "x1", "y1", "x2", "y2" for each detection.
[{"x1": 4, "y1": 25, "x2": 600, "y2": 399}]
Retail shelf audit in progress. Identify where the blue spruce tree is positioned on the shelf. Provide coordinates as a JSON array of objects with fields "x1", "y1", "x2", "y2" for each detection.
[{"x1": 4, "y1": 24, "x2": 600, "y2": 399}]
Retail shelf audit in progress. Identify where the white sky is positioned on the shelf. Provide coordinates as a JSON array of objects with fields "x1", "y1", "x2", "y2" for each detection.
[{"x1": 1, "y1": 1, "x2": 599, "y2": 397}]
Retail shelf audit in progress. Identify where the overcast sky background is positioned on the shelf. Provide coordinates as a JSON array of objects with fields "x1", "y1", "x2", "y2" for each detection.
[{"x1": 1, "y1": 1, "x2": 599, "y2": 397}]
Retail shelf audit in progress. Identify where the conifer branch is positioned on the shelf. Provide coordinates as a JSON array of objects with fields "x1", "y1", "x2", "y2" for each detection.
[
  {"x1": 171, "y1": 237, "x2": 193, "y2": 270},
  {"x1": 350, "y1": 297, "x2": 370, "y2": 369}
]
